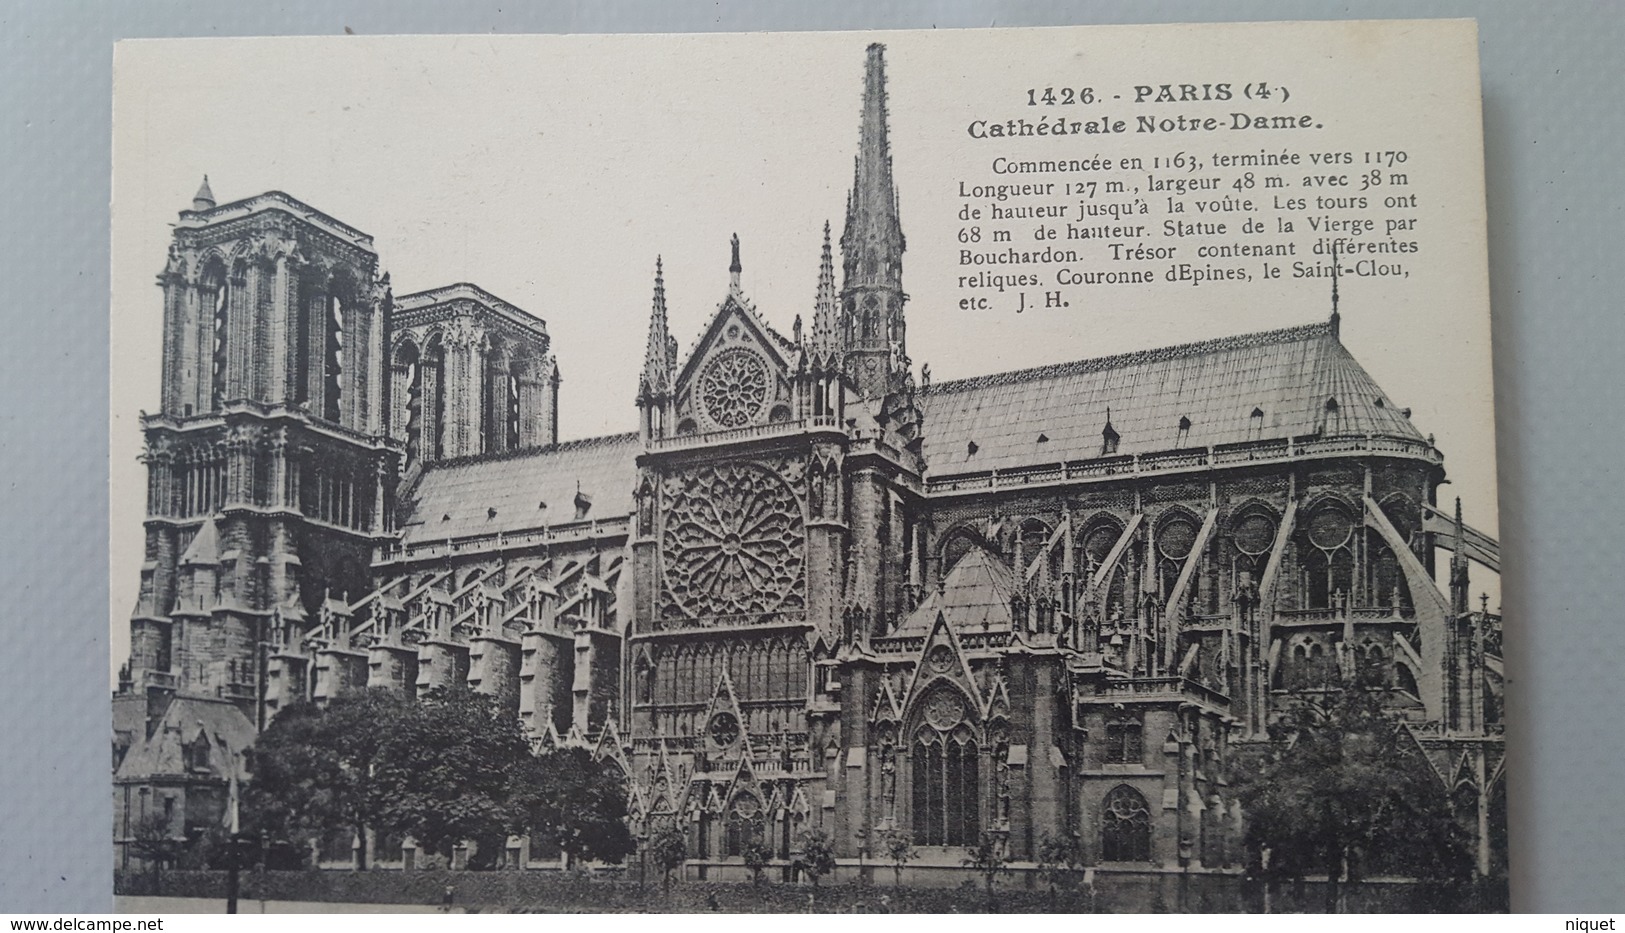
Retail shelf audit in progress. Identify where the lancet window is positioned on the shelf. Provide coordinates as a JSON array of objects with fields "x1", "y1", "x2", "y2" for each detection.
[
  {"x1": 203, "y1": 260, "x2": 229, "y2": 410},
  {"x1": 323, "y1": 293, "x2": 345, "y2": 423},
  {"x1": 1100, "y1": 784, "x2": 1152, "y2": 862},
  {"x1": 724, "y1": 795, "x2": 765, "y2": 857},
  {"x1": 1156, "y1": 513, "x2": 1199, "y2": 603},
  {"x1": 1367, "y1": 500, "x2": 1414, "y2": 612},
  {"x1": 1300, "y1": 504, "x2": 1356, "y2": 610},
  {"x1": 910, "y1": 688, "x2": 980, "y2": 847}
]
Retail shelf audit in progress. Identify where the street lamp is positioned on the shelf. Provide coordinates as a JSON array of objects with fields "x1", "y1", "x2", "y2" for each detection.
[{"x1": 224, "y1": 831, "x2": 260, "y2": 914}]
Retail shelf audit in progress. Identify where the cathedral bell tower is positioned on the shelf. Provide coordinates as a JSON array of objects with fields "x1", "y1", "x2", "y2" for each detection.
[
  {"x1": 840, "y1": 43, "x2": 909, "y2": 402},
  {"x1": 126, "y1": 183, "x2": 402, "y2": 722}
]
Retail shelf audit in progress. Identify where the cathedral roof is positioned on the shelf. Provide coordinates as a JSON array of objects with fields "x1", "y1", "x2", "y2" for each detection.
[
  {"x1": 400, "y1": 432, "x2": 640, "y2": 545},
  {"x1": 918, "y1": 320, "x2": 1422, "y2": 475},
  {"x1": 895, "y1": 545, "x2": 1016, "y2": 635}
]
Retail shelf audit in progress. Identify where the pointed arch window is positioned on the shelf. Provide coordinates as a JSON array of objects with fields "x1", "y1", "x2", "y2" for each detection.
[
  {"x1": 1100, "y1": 784, "x2": 1152, "y2": 862},
  {"x1": 1156, "y1": 513, "x2": 1199, "y2": 602},
  {"x1": 424, "y1": 334, "x2": 446, "y2": 460},
  {"x1": 1080, "y1": 520, "x2": 1128, "y2": 624},
  {"x1": 392, "y1": 340, "x2": 423, "y2": 462},
  {"x1": 1367, "y1": 500, "x2": 1414, "y2": 612},
  {"x1": 1356, "y1": 642, "x2": 1390, "y2": 687},
  {"x1": 1301, "y1": 504, "x2": 1356, "y2": 610},
  {"x1": 724, "y1": 794, "x2": 765, "y2": 857},
  {"x1": 911, "y1": 691, "x2": 980, "y2": 847},
  {"x1": 203, "y1": 261, "x2": 229, "y2": 410},
  {"x1": 323, "y1": 293, "x2": 345, "y2": 423},
  {"x1": 507, "y1": 370, "x2": 522, "y2": 450}
]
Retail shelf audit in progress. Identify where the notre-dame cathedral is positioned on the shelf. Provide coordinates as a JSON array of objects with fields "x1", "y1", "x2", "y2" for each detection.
[{"x1": 113, "y1": 44, "x2": 1505, "y2": 890}]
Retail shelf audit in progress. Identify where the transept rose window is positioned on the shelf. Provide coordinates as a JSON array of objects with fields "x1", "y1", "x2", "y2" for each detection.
[
  {"x1": 661, "y1": 463, "x2": 806, "y2": 620},
  {"x1": 700, "y1": 348, "x2": 769, "y2": 428}
]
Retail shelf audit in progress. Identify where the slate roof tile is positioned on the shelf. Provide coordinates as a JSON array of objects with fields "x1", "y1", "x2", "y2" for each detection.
[
  {"x1": 919, "y1": 321, "x2": 1420, "y2": 474},
  {"x1": 401, "y1": 433, "x2": 640, "y2": 545}
]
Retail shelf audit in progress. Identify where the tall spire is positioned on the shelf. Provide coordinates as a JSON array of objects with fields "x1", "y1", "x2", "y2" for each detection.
[
  {"x1": 841, "y1": 43, "x2": 905, "y2": 287},
  {"x1": 192, "y1": 175, "x2": 216, "y2": 211},
  {"x1": 812, "y1": 221, "x2": 839, "y2": 360},
  {"x1": 638, "y1": 257, "x2": 674, "y2": 403},
  {"x1": 840, "y1": 43, "x2": 908, "y2": 399}
]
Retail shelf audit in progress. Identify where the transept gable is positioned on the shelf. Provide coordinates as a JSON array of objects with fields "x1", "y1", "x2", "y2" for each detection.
[
  {"x1": 671, "y1": 283, "x2": 796, "y2": 433},
  {"x1": 900, "y1": 612, "x2": 980, "y2": 721},
  {"x1": 675, "y1": 271, "x2": 795, "y2": 387}
]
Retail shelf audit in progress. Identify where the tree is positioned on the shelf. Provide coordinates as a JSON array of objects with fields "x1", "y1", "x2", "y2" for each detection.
[
  {"x1": 1036, "y1": 833, "x2": 1087, "y2": 909},
  {"x1": 962, "y1": 832, "x2": 1011, "y2": 910},
  {"x1": 798, "y1": 830, "x2": 836, "y2": 888},
  {"x1": 523, "y1": 746, "x2": 637, "y2": 867},
  {"x1": 650, "y1": 824, "x2": 687, "y2": 894},
  {"x1": 376, "y1": 688, "x2": 544, "y2": 869},
  {"x1": 242, "y1": 689, "x2": 407, "y2": 870},
  {"x1": 244, "y1": 688, "x2": 547, "y2": 872},
  {"x1": 742, "y1": 841, "x2": 774, "y2": 886},
  {"x1": 127, "y1": 812, "x2": 188, "y2": 883},
  {"x1": 878, "y1": 828, "x2": 917, "y2": 887},
  {"x1": 1234, "y1": 683, "x2": 1472, "y2": 912}
]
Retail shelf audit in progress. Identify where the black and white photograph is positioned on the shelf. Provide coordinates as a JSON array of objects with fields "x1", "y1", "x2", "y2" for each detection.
[{"x1": 107, "y1": 23, "x2": 1506, "y2": 913}]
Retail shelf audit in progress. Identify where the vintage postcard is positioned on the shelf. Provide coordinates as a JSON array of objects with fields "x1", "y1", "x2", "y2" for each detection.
[{"x1": 110, "y1": 21, "x2": 1505, "y2": 913}]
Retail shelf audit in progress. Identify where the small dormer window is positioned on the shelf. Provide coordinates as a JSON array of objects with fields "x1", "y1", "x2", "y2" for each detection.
[
  {"x1": 185, "y1": 735, "x2": 211, "y2": 772},
  {"x1": 487, "y1": 507, "x2": 498, "y2": 520},
  {"x1": 1176, "y1": 416, "x2": 1191, "y2": 448},
  {"x1": 1036, "y1": 433, "x2": 1049, "y2": 444},
  {"x1": 1323, "y1": 397, "x2": 1342, "y2": 435},
  {"x1": 574, "y1": 489, "x2": 592, "y2": 521},
  {"x1": 967, "y1": 441, "x2": 979, "y2": 457},
  {"x1": 1249, "y1": 407, "x2": 1265, "y2": 441},
  {"x1": 1102, "y1": 419, "x2": 1120, "y2": 456}
]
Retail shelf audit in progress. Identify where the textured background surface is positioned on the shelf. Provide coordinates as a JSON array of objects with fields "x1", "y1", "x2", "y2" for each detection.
[{"x1": 0, "y1": 0, "x2": 1617, "y2": 913}]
